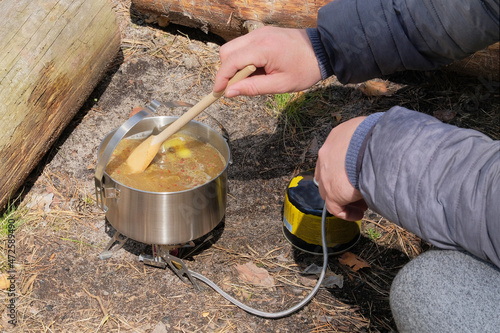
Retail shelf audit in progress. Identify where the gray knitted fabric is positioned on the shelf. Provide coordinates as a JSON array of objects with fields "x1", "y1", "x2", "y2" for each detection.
[{"x1": 390, "y1": 250, "x2": 500, "y2": 333}]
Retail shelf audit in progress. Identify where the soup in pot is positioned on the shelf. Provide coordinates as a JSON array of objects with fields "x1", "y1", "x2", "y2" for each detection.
[{"x1": 105, "y1": 133, "x2": 226, "y2": 192}]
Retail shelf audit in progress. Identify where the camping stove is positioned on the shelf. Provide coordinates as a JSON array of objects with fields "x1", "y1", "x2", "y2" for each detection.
[
  {"x1": 94, "y1": 100, "x2": 230, "y2": 290},
  {"x1": 98, "y1": 229, "x2": 203, "y2": 290}
]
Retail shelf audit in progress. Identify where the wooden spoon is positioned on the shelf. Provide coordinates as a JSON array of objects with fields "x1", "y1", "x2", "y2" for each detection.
[{"x1": 124, "y1": 65, "x2": 256, "y2": 174}]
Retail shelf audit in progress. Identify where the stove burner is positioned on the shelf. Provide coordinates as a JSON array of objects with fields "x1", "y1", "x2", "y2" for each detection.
[
  {"x1": 98, "y1": 231, "x2": 201, "y2": 289},
  {"x1": 139, "y1": 244, "x2": 200, "y2": 290}
]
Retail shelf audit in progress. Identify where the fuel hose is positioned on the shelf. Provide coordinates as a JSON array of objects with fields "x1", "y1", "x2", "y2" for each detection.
[{"x1": 187, "y1": 203, "x2": 329, "y2": 318}]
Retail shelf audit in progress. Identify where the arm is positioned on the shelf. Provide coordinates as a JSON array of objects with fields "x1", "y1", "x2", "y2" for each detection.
[
  {"x1": 309, "y1": 0, "x2": 500, "y2": 83},
  {"x1": 214, "y1": 0, "x2": 499, "y2": 95},
  {"x1": 354, "y1": 109, "x2": 500, "y2": 267}
]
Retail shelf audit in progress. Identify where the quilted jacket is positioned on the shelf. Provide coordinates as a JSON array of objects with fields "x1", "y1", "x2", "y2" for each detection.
[{"x1": 307, "y1": 0, "x2": 500, "y2": 266}]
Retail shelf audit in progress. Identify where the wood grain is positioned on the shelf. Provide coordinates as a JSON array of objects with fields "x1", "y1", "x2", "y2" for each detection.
[{"x1": 0, "y1": 0, "x2": 121, "y2": 209}]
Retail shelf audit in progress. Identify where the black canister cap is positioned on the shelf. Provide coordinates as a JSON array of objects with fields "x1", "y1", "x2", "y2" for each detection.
[{"x1": 287, "y1": 170, "x2": 332, "y2": 217}]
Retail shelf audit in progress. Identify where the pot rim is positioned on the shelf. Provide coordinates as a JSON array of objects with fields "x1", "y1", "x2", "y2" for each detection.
[
  {"x1": 104, "y1": 168, "x2": 227, "y2": 195},
  {"x1": 98, "y1": 116, "x2": 230, "y2": 195}
]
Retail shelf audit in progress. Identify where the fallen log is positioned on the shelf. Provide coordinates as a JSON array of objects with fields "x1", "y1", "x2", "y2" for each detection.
[
  {"x1": 132, "y1": 0, "x2": 499, "y2": 80},
  {"x1": 131, "y1": 0, "x2": 331, "y2": 41},
  {"x1": 0, "y1": 0, "x2": 121, "y2": 210}
]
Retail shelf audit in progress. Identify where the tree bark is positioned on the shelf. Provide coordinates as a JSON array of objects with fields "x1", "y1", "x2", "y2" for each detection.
[{"x1": 0, "y1": 0, "x2": 121, "y2": 210}]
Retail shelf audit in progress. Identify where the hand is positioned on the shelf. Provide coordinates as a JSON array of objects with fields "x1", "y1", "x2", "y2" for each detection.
[
  {"x1": 213, "y1": 27, "x2": 322, "y2": 97},
  {"x1": 315, "y1": 117, "x2": 368, "y2": 221}
]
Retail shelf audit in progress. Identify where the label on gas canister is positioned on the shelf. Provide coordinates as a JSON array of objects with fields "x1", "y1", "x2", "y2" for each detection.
[
  {"x1": 283, "y1": 172, "x2": 361, "y2": 252},
  {"x1": 284, "y1": 193, "x2": 360, "y2": 246}
]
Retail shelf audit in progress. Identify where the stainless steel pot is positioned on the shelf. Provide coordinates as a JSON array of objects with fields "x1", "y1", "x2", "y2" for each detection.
[{"x1": 95, "y1": 108, "x2": 230, "y2": 245}]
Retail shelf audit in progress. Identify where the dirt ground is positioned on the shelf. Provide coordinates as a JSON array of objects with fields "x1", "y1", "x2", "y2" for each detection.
[{"x1": 1, "y1": 1, "x2": 499, "y2": 332}]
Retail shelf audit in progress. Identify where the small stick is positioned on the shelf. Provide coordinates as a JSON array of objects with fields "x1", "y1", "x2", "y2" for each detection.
[{"x1": 83, "y1": 287, "x2": 108, "y2": 317}]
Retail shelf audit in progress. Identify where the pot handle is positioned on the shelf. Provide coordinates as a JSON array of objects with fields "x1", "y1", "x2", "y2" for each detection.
[{"x1": 94, "y1": 100, "x2": 162, "y2": 211}]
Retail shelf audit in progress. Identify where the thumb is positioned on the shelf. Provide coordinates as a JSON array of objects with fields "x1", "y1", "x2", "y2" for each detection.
[
  {"x1": 325, "y1": 201, "x2": 347, "y2": 220},
  {"x1": 341, "y1": 205, "x2": 366, "y2": 221},
  {"x1": 326, "y1": 199, "x2": 366, "y2": 221}
]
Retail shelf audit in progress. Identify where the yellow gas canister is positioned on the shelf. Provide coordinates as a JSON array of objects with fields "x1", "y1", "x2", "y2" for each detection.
[{"x1": 283, "y1": 170, "x2": 361, "y2": 255}]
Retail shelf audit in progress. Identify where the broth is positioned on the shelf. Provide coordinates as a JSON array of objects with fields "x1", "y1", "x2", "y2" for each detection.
[{"x1": 105, "y1": 133, "x2": 226, "y2": 192}]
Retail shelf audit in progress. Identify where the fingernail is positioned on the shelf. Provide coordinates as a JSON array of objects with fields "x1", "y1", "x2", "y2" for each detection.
[
  {"x1": 335, "y1": 212, "x2": 347, "y2": 220},
  {"x1": 225, "y1": 89, "x2": 240, "y2": 98}
]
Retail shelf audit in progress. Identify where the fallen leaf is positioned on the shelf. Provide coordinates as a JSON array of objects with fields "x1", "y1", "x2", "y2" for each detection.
[
  {"x1": 242, "y1": 19, "x2": 265, "y2": 33},
  {"x1": 28, "y1": 305, "x2": 40, "y2": 315},
  {"x1": 158, "y1": 16, "x2": 170, "y2": 27},
  {"x1": 0, "y1": 274, "x2": 10, "y2": 290},
  {"x1": 276, "y1": 254, "x2": 288, "y2": 262},
  {"x1": 301, "y1": 265, "x2": 344, "y2": 288},
  {"x1": 234, "y1": 262, "x2": 274, "y2": 288},
  {"x1": 322, "y1": 272, "x2": 344, "y2": 288},
  {"x1": 151, "y1": 322, "x2": 168, "y2": 333},
  {"x1": 303, "y1": 263, "x2": 322, "y2": 275},
  {"x1": 299, "y1": 275, "x2": 317, "y2": 287},
  {"x1": 319, "y1": 315, "x2": 333, "y2": 323},
  {"x1": 331, "y1": 112, "x2": 342, "y2": 123},
  {"x1": 129, "y1": 106, "x2": 144, "y2": 118},
  {"x1": 300, "y1": 136, "x2": 319, "y2": 162},
  {"x1": 338, "y1": 252, "x2": 371, "y2": 272},
  {"x1": 359, "y1": 80, "x2": 392, "y2": 97},
  {"x1": 26, "y1": 192, "x2": 54, "y2": 213},
  {"x1": 433, "y1": 109, "x2": 457, "y2": 122}
]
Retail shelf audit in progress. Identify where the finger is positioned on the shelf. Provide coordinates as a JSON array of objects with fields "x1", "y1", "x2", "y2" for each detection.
[
  {"x1": 328, "y1": 204, "x2": 364, "y2": 221},
  {"x1": 218, "y1": 32, "x2": 258, "y2": 60},
  {"x1": 340, "y1": 199, "x2": 367, "y2": 221},
  {"x1": 315, "y1": 179, "x2": 327, "y2": 202},
  {"x1": 214, "y1": 59, "x2": 268, "y2": 94},
  {"x1": 349, "y1": 199, "x2": 368, "y2": 212},
  {"x1": 224, "y1": 72, "x2": 295, "y2": 97},
  {"x1": 342, "y1": 204, "x2": 366, "y2": 221},
  {"x1": 213, "y1": 63, "x2": 239, "y2": 93},
  {"x1": 214, "y1": 41, "x2": 269, "y2": 93},
  {"x1": 314, "y1": 163, "x2": 323, "y2": 192},
  {"x1": 325, "y1": 198, "x2": 366, "y2": 221},
  {"x1": 325, "y1": 200, "x2": 346, "y2": 219}
]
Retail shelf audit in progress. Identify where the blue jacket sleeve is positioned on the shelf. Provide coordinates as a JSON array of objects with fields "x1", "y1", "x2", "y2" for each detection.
[
  {"x1": 307, "y1": 0, "x2": 500, "y2": 83},
  {"x1": 357, "y1": 108, "x2": 500, "y2": 267}
]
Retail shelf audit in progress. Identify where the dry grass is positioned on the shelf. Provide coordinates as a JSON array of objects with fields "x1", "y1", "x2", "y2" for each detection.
[{"x1": 0, "y1": 169, "x2": 105, "y2": 331}]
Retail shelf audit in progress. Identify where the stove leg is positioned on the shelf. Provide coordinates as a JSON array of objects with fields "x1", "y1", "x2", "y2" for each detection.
[
  {"x1": 98, "y1": 231, "x2": 128, "y2": 260},
  {"x1": 163, "y1": 253, "x2": 201, "y2": 291}
]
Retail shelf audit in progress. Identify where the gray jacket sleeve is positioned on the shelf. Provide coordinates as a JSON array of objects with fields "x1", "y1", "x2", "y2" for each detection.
[
  {"x1": 307, "y1": 0, "x2": 499, "y2": 83},
  {"x1": 357, "y1": 108, "x2": 500, "y2": 267}
]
